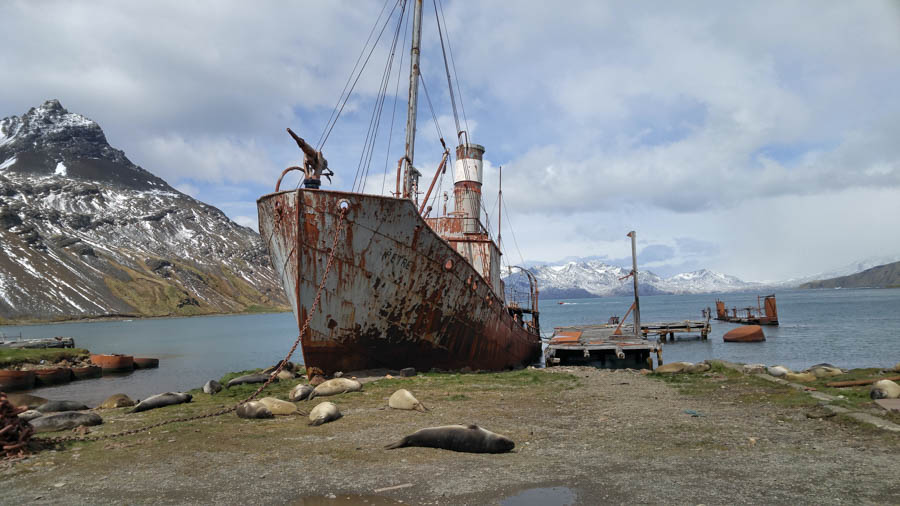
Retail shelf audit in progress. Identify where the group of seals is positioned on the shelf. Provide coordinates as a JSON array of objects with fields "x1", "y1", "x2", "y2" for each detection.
[
  {"x1": 131, "y1": 392, "x2": 192, "y2": 413},
  {"x1": 385, "y1": 424, "x2": 515, "y2": 454}
]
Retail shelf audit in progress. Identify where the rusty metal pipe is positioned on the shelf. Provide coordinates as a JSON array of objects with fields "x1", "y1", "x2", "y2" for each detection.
[
  {"x1": 395, "y1": 157, "x2": 405, "y2": 197},
  {"x1": 419, "y1": 150, "x2": 449, "y2": 215}
]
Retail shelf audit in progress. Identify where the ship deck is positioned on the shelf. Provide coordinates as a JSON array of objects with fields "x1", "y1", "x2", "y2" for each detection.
[{"x1": 545, "y1": 324, "x2": 662, "y2": 370}]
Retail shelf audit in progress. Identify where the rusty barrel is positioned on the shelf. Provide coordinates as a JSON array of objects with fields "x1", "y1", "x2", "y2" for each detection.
[
  {"x1": 0, "y1": 370, "x2": 36, "y2": 391},
  {"x1": 33, "y1": 367, "x2": 73, "y2": 386},
  {"x1": 133, "y1": 357, "x2": 159, "y2": 369},
  {"x1": 71, "y1": 365, "x2": 102, "y2": 380},
  {"x1": 90, "y1": 354, "x2": 134, "y2": 372},
  {"x1": 723, "y1": 325, "x2": 765, "y2": 343}
]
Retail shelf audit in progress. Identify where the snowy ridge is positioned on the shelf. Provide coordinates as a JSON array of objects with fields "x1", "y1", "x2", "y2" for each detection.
[
  {"x1": 0, "y1": 100, "x2": 287, "y2": 322},
  {"x1": 504, "y1": 260, "x2": 761, "y2": 298}
]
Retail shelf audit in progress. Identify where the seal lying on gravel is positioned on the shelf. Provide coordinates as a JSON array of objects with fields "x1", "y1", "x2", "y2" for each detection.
[
  {"x1": 767, "y1": 366, "x2": 791, "y2": 377},
  {"x1": 7, "y1": 393, "x2": 48, "y2": 409},
  {"x1": 203, "y1": 380, "x2": 223, "y2": 394},
  {"x1": 130, "y1": 392, "x2": 192, "y2": 413},
  {"x1": 37, "y1": 400, "x2": 90, "y2": 413},
  {"x1": 289, "y1": 384, "x2": 314, "y2": 402},
  {"x1": 307, "y1": 378, "x2": 362, "y2": 400},
  {"x1": 388, "y1": 389, "x2": 427, "y2": 412},
  {"x1": 29, "y1": 412, "x2": 103, "y2": 433},
  {"x1": 385, "y1": 425, "x2": 515, "y2": 454},
  {"x1": 226, "y1": 373, "x2": 272, "y2": 388},
  {"x1": 308, "y1": 402, "x2": 342, "y2": 426},
  {"x1": 236, "y1": 401, "x2": 273, "y2": 419},
  {"x1": 871, "y1": 379, "x2": 900, "y2": 399},
  {"x1": 99, "y1": 394, "x2": 135, "y2": 409}
]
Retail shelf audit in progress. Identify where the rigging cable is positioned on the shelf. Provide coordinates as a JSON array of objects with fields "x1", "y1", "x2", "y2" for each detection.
[
  {"x1": 352, "y1": 0, "x2": 408, "y2": 192},
  {"x1": 381, "y1": 3, "x2": 412, "y2": 195},
  {"x1": 435, "y1": 0, "x2": 469, "y2": 135},
  {"x1": 432, "y1": 0, "x2": 460, "y2": 136},
  {"x1": 316, "y1": 0, "x2": 403, "y2": 153}
]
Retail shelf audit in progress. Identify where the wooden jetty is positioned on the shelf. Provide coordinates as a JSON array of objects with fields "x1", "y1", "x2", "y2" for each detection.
[
  {"x1": 641, "y1": 320, "x2": 711, "y2": 341},
  {"x1": 0, "y1": 336, "x2": 75, "y2": 349},
  {"x1": 545, "y1": 324, "x2": 662, "y2": 369}
]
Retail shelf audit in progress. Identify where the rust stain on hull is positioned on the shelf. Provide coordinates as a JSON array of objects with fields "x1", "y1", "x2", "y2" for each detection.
[{"x1": 258, "y1": 189, "x2": 542, "y2": 375}]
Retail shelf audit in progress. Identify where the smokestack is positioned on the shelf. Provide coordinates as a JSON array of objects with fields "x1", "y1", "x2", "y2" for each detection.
[{"x1": 453, "y1": 143, "x2": 485, "y2": 233}]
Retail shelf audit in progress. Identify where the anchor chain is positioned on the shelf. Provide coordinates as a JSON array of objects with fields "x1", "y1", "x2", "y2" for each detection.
[{"x1": 10, "y1": 205, "x2": 349, "y2": 454}]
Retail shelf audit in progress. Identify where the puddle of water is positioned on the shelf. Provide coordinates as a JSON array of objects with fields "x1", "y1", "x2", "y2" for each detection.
[{"x1": 500, "y1": 486, "x2": 578, "y2": 506}]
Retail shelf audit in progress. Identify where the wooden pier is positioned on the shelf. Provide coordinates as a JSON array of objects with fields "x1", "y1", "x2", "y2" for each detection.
[
  {"x1": 641, "y1": 320, "x2": 711, "y2": 341},
  {"x1": 545, "y1": 324, "x2": 662, "y2": 369},
  {"x1": 0, "y1": 336, "x2": 75, "y2": 349}
]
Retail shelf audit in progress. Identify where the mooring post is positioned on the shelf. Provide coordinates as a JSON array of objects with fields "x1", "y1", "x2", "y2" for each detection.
[{"x1": 628, "y1": 230, "x2": 640, "y2": 339}]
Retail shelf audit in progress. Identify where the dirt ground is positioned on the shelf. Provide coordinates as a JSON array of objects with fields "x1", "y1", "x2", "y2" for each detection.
[{"x1": 3, "y1": 365, "x2": 899, "y2": 505}]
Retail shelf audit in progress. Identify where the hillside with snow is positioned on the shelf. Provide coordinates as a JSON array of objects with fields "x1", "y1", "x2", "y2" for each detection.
[{"x1": 0, "y1": 100, "x2": 287, "y2": 322}]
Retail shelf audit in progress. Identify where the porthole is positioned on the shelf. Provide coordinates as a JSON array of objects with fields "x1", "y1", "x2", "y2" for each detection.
[{"x1": 444, "y1": 259, "x2": 454, "y2": 271}]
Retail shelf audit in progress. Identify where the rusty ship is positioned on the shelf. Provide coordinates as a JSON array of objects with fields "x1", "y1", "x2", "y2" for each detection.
[{"x1": 257, "y1": 0, "x2": 542, "y2": 377}]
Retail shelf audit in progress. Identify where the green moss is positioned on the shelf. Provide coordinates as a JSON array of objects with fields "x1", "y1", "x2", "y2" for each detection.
[{"x1": 0, "y1": 348, "x2": 90, "y2": 367}]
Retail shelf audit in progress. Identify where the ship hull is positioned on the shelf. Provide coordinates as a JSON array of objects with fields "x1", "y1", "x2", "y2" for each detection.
[{"x1": 257, "y1": 189, "x2": 541, "y2": 375}]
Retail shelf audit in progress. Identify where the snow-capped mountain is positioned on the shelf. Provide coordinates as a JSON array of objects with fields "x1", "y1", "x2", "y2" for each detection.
[
  {"x1": 504, "y1": 260, "x2": 761, "y2": 299},
  {"x1": 0, "y1": 100, "x2": 287, "y2": 322}
]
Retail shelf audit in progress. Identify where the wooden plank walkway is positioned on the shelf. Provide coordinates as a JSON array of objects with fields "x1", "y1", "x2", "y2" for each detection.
[
  {"x1": 545, "y1": 324, "x2": 662, "y2": 369},
  {"x1": 640, "y1": 320, "x2": 711, "y2": 341}
]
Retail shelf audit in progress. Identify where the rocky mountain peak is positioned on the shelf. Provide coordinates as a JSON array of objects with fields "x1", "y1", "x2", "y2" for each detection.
[{"x1": 0, "y1": 99, "x2": 169, "y2": 191}]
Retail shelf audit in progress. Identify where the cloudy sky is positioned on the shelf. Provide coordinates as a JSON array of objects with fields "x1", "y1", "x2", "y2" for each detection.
[{"x1": 2, "y1": 0, "x2": 899, "y2": 281}]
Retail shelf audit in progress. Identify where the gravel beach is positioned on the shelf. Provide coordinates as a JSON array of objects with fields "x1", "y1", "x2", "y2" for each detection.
[{"x1": 3, "y1": 365, "x2": 899, "y2": 505}]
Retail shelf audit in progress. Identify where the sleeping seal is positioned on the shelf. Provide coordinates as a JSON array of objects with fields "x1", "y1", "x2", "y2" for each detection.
[
  {"x1": 29, "y1": 412, "x2": 103, "y2": 433},
  {"x1": 18, "y1": 409, "x2": 44, "y2": 422},
  {"x1": 308, "y1": 402, "x2": 342, "y2": 426},
  {"x1": 385, "y1": 424, "x2": 515, "y2": 454},
  {"x1": 203, "y1": 380, "x2": 223, "y2": 394},
  {"x1": 37, "y1": 400, "x2": 91, "y2": 413},
  {"x1": 767, "y1": 366, "x2": 791, "y2": 378},
  {"x1": 289, "y1": 384, "x2": 314, "y2": 402},
  {"x1": 236, "y1": 401, "x2": 273, "y2": 419},
  {"x1": 871, "y1": 379, "x2": 900, "y2": 399},
  {"x1": 130, "y1": 392, "x2": 192, "y2": 413},
  {"x1": 258, "y1": 397, "x2": 298, "y2": 415},
  {"x1": 307, "y1": 378, "x2": 362, "y2": 400},
  {"x1": 226, "y1": 373, "x2": 272, "y2": 388},
  {"x1": 388, "y1": 389, "x2": 427, "y2": 412},
  {"x1": 7, "y1": 393, "x2": 49, "y2": 409},
  {"x1": 99, "y1": 394, "x2": 135, "y2": 409}
]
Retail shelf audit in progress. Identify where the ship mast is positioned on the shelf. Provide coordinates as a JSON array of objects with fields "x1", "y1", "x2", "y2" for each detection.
[{"x1": 402, "y1": 0, "x2": 424, "y2": 203}]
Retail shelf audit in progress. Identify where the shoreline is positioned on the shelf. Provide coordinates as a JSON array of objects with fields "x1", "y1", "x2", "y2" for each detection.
[{"x1": 0, "y1": 308, "x2": 293, "y2": 329}]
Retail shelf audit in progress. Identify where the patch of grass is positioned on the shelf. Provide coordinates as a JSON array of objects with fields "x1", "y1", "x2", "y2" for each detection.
[{"x1": 0, "y1": 348, "x2": 90, "y2": 367}]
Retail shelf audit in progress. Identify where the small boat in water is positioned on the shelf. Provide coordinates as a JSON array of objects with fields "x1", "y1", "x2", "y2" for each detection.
[{"x1": 723, "y1": 325, "x2": 765, "y2": 342}]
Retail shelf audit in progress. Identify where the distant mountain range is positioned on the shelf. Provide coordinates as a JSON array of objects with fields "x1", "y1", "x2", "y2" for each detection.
[
  {"x1": 800, "y1": 261, "x2": 900, "y2": 289},
  {"x1": 0, "y1": 99, "x2": 288, "y2": 323},
  {"x1": 503, "y1": 255, "x2": 900, "y2": 300}
]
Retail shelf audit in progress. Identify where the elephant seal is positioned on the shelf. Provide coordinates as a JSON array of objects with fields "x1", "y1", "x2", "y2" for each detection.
[
  {"x1": 385, "y1": 425, "x2": 515, "y2": 454},
  {"x1": 236, "y1": 401, "x2": 273, "y2": 419},
  {"x1": 37, "y1": 400, "x2": 90, "y2": 413},
  {"x1": 263, "y1": 360, "x2": 297, "y2": 374},
  {"x1": 226, "y1": 373, "x2": 272, "y2": 388},
  {"x1": 655, "y1": 362, "x2": 692, "y2": 374},
  {"x1": 388, "y1": 389, "x2": 427, "y2": 412},
  {"x1": 18, "y1": 409, "x2": 44, "y2": 422},
  {"x1": 767, "y1": 365, "x2": 791, "y2": 377},
  {"x1": 259, "y1": 397, "x2": 298, "y2": 415},
  {"x1": 784, "y1": 372, "x2": 816, "y2": 383},
  {"x1": 308, "y1": 402, "x2": 342, "y2": 426},
  {"x1": 308, "y1": 378, "x2": 362, "y2": 400},
  {"x1": 99, "y1": 394, "x2": 135, "y2": 409},
  {"x1": 687, "y1": 362, "x2": 711, "y2": 374},
  {"x1": 130, "y1": 392, "x2": 192, "y2": 413},
  {"x1": 289, "y1": 384, "x2": 314, "y2": 402},
  {"x1": 808, "y1": 365, "x2": 843, "y2": 378},
  {"x1": 871, "y1": 379, "x2": 900, "y2": 399},
  {"x1": 741, "y1": 363, "x2": 766, "y2": 375},
  {"x1": 203, "y1": 380, "x2": 223, "y2": 394},
  {"x1": 7, "y1": 393, "x2": 49, "y2": 409},
  {"x1": 29, "y1": 412, "x2": 103, "y2": 433}
]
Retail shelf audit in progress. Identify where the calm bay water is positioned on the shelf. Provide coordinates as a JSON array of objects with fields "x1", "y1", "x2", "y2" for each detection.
[{"x1": 3, "y1": 288, "x2": 899, "y2": 405}]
